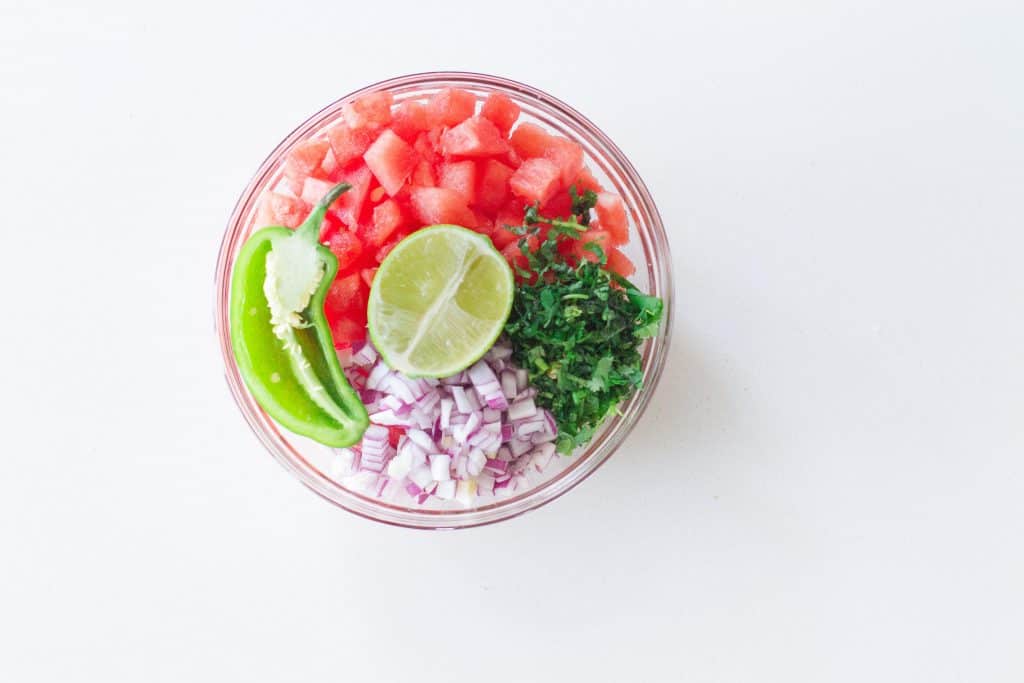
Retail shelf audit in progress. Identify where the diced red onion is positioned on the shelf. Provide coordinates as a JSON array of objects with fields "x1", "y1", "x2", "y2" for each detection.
[
  {"x1": 434, "y1": 480, "x2": 456, "y2": 500},
  {"x1": 507, "y1": 398, "x2": 537, "y2": 422},
  {"x1": 531, "y1": 443, "x2": 557, "y2": 472},
  {"x1": 439, "y1": 398, "x2": 453, "y2": 429},
  {"x1": 496, "y1": 446, "x2": 512, "y2": 461},
  {"x1": 450, "y1": 386, "x2": 472, "y2": 414},
  {"x1": 509, "y1": 438, "x2": 533, "y2": 457},
  {"x1": 484, "y1": 458, "x2": 508, "y2": 475},
  {"x1": 406, "y1": 428, "x2": 436, "y2": 453},
  {"x1": 468, "y1": 448, "x2": 487, "y2": 476},
  {"x1": 454, "y1": 454, "x2": 468, "y2": 480},
  {"x1": 429, "y1": 454, "x2": 451, "y2": 481},
  {"x1": 486, "y1": 344, "x2": 513, "y2": 361},
  {"x1": 366, "y1": 362, "x2": 390, "y2": 390},
  {"x1": 409, "y1": 465, "x2": 434, "y2": 489},
  {"x1": 482, "y1": 407, "x2": 501, "y2": 423},
  {"x1": 500, "y1": 370, "x2": 517, "y2": 400},
  {"x1": 515, "y1": 368, "x2": 528, "y2": 392}
]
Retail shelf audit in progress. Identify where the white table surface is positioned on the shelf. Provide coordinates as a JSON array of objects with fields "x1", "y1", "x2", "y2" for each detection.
[{"x1": 2, "y1": 1, "x2": 1022, "y2": 681}]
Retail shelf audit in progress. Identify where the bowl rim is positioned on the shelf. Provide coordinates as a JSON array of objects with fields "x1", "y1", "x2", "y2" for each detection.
[{"x1": 214, "y1": 71, "x2": 674, "y2": 529}]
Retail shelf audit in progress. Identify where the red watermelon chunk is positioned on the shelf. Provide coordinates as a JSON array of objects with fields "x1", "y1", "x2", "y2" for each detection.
[
  {"x1": 605, "y1": 247, "x2": 636, "y2": 277},
  {"x1": 299, "y1": 176, "x2": 336, "y2": 207},
  {"x1": 325, "y1": 272, "x2": 367, "y2": 320},
  {"x1": 264, "y1": 192, "x2": 309, "y2": 229},
  {"x1": 411, "y1": 159, "x2": 436, "y2": 187},
  {"x1": 326, "y1": 121, "x2": 374, "y2": 168},
  {"x1": 363, "y1": 129, "x2": 417, "y2": 197},
  {"x1": 440, "y1": 116, "x2": 508, "y2": 157},
  {"x1": 333, "y1": 164, "x2": 372, "y2": 227},
  {"x1": 541, "y1": 189, "x2": 573, "y2": 219},
  {"x1": 427, "y1": 88, "x2": 477, "y2": 127},
  {"x1": 329, "y1": 317, "x2": 366, "y2": 349},
  {"x1": 480, "y1": 92, "x2": 521, "y2": 135},
  {"x1": 574, "y1": 165, "x2": 604, "y2": 194},
  {"x1": 391, "y1": 100, "x2": 431, "y2": 141},
  {"x1": 284, "y1": 138, "x2": 330, "y2": 177},
  {"x1": 437, "y1": 160, "x2": 477, "y2": 204},
  {"x1": 327, "y1": 231, "x2": 364, "y2": 273},
  {"x1": 509, "y1": 157, "x2": 561, "y2": 205},
  {"x1": 409, "y1": 187, "x2": 475, "y2": 227},
  {"x1": 375, "y1": 229, "x2": 412, "y2": 263},
  {"x1": 543, "y1": 136, "x2": 584, "y2": 187},
  {"x1": 365, "y1": 199, "x2": 406, "y2": 247},
  {"x1": 476, "y1": 159, "x2": 514, "y2": 213},
  {"x1": 342, "y1": 91, "x2": 393, "y2": 132},
  {"x1": 360, "y1": 267, "x2": 377, "y2": 288},
  {"x1": 595, "y1": 192, "x2": 629, "y2": 245},
  {"x1": 509, "y1": 122, "x2": 553, "y2": 159}
]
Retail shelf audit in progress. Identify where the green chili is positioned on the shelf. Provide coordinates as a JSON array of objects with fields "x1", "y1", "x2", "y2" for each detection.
[{"x1": 229, "y1": 182, "x2": 369, "y2": 447}]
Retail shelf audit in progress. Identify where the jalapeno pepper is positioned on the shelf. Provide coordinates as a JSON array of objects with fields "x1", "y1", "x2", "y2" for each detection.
[{"x1": 229, "y1": 182, "x2": 369, "y2": 447}]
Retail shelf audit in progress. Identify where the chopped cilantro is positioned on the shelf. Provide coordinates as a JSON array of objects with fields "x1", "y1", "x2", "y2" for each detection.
[{"x1": 502, "y1": 193, "x2": 664, "y2": 454}]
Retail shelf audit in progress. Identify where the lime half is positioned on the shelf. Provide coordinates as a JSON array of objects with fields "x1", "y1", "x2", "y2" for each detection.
[{"x1": 368, "y1": 225, "x2": 515, "y2": 378}]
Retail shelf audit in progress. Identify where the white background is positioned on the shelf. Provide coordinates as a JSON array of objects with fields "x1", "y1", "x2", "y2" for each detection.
[{"x1": 2, "y1": 1, "x2": 1022, "y2": 681}]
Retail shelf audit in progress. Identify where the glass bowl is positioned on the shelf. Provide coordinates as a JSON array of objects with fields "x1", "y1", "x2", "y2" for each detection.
[{"x1": 214, "y1": 72, "x2": 673, "y2": 529}]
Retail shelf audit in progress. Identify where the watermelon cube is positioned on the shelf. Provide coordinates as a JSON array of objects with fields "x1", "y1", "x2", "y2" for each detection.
[
  {"x1": 363, "y1": 129, "x2": 417, "y2": 197},
  {"x1": 541, "y1": 189, "x2": 573, "y2": 219},
  {"x1": 326, "y1": 121, "x2": 374, "y2": 168},
  {"x1": 543, "y1": 136, "x2": 584, "y2": 187},
  {"x1": 391, "y1": 100, "x2": 431, "y2": 141},
  {"x1": 366, "y1": 199, "x2": 406, "y2": 247},
  {"x1": 342, "y1": 91, "x2": 393, "y2": 132},
  {"x1": 320, "y1": 148, "x2": 338, "y2": 176},
  {"x1": 299, "y1": 176, "x2": 336, "y2": 207},
  {"x1": 509, "y1": 122, "x2": 552, "y2": 159},
  {"x1": 475, "y1": 159, "x2": 514, "y2": 213},
  {"x1": 329, "y1": 317, "x2": 367, "y2": 349},
  {"x1": 573, "y1": 165, "x2": 604, "y2": 195},
  {"x1": 360, "y1": 267, "x2": 377, "y2": 288},
  {"x1": 408, "y1": 187, "x2": 475, "y2": 228},
  {"x1": 437, "y1": 160, "x2": 477, "y2": 204},
  {"x1": 605, "y1": 247, "x2": 636, "y2": 277},
  {"x1": 333, "y1": 164, "x2": 372, "y2": 227},
  {"x1": 595, "y1": 192, "x2": 629, "y2": 246},
  {"x1": 509, "y1": 157, "x2": 561, "y2": 205},
  {"x1": 319, "y1": 214, "x2": 342, "y2": 241},
  {"x1": 481, "y1": 93, "x2": 521, "y2": 136},
  {"x1": 375, "y1": 230, "x2": 411, "y2": 264},
  {"x1": 284, "y1": 138, "x2": 330, "y2": 177},
  {"x1": 427, "y1": 88, "x2": 477, "y2": 127},
  {"x1": 264, "y1": 192, "x2": 309, "y2": 229},
  {"x1": 327, "y1": 231, "x2": 364, "y2": 273},
  {"x1": 325, "y1": 272, "x2": 368, "y2": 320},
  {"x1": 410, "y1": 159, "x2": 436, "y2": 187},
  {"x1": 440, "y1": 116, "x2": 508, "y2": 157}
]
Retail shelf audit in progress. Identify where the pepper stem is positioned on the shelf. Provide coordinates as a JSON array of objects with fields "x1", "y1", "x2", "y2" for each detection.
[{"x1": 295, "y1": 182, "x2": 352, "y2": 242}]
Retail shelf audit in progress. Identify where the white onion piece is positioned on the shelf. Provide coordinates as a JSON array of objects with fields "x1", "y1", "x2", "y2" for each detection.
[{"x1": 435, "y1": 480, "x2": 456, "y2": 500}]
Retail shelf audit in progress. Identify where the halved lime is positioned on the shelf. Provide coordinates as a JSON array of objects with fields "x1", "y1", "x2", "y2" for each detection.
[{"x1": 368, "y1": 225, "x2": 515, "y2": 378}]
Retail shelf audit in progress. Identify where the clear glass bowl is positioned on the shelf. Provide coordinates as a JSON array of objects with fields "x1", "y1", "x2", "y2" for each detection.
[{"x1": 213, "y1": 72, "x2": 673, "y2": 529}]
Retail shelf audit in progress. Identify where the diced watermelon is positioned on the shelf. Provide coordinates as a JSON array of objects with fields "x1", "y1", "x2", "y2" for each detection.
[
  {"x1": 325, "y1": 272, "x2": 368, "y2": 320},
  {"x1": 490, "y1": 199, "x2": 526, "y2": 249},
  {"x1": 595, "y1": 192, "x2": 629, "y2": 246},
  {"x1": 426, "y1": 126, "x2": 445, "y2": 154},
  {"x1": 319, "y1": 214, "x2": 342, "y2": 241},
  {"x1": 333, "y1": 164, "x2": 372, "y2": 227},
  {"x1": 327, "y1": 231, "x2": 364, "y2": 273},
  {"x1": 437, "y1": 160, "x2": 477, "y2": 204},
  {"x1": 299, "y1": 176, "x2": 336, "y2": 207},
  {"x1": 574, "y1": 165, "x2": 604, "y2": 195},
  {"x1": 440, "y1": 116, "x2": 508, "y2": 157},
  {"x1": 509, "y1": 122, "x2": 552, "y2": 159},
  {"x1": 264, "y1": 192, "x2": 309, "y2": 229},
  {"x1": 427, "y1": 88, "x2": 477, "y2": 127},
  {"x1": 605, "y1": 247, "x2": 636, "y2": 277},
  {"x1": 320, "y1": 148, "x2": 338, "y2": 176},
  {"x1": 408, "y1": 187, "x2": 475, "y2": 227},
  {"x1": 360, "y1": 267, "x2": 377, "y2": 288},
  {"x1": 509, "y1": 158, "x2": 561, "y2": 205},
  {"x1": 375, "y1": 229, "x2": 412, "y2": 263},
  {"x1": 326, "y1": 121, "x2": 374, "y2": 168},
  {"x1": 369, "y1": 186, "x2": 387, "y2": 204},
  {"x1": 284, "y1": 138, "x2": 330, "y2": 177},
  {"x1": 475, "y1": 159, "x2": 514, "y2": 213},
  {"x1": 480, "y1": 92, "x2": 521, "y2": 136},
  {"x1": 365, "y1": 199, "x2": 406, "y2": 247},
  {"x1": 391, "y1": 100, "x2": 431, "y2": 141},
  {"x1": 471, "y1": 210, "x2": 494, "y2": 237},
  {"x1": 543, "y1": 136, "x2": 584, "y2": 187},
  {"x1": 329, "y1": 317, "x2": 366, "y2": 349},
  {"x1": 500, "y1": 241, "x2": 528, "y2": 272},
  {"x1": 541, "y1": 189, "x2": 573, "y2": 219},
  {"x1": 341, "y1": 91, "x2": 393, "y2": 132},
  {"x1": 411, "y1": 159, "x2": 436, "y2": 187},
  {"x1": 363, "y1": 129, "x2": 417, "y2": 197}
]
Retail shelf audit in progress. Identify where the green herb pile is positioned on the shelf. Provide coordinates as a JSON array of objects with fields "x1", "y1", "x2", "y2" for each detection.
[{"x1": 503, "y1": 190, "x2": 663, "y2": 454}]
